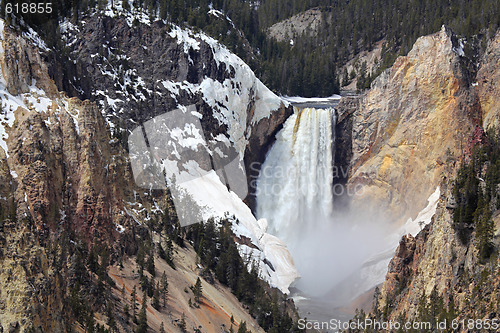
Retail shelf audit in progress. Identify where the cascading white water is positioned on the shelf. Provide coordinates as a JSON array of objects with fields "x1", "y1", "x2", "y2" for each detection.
[
  {"x1": 256, "y1": 107, "x2": 335, "y2": 243},
  {"x1": 256, "y1": 107, "x2": 338, "y2": 294},
  {"x1": 256, "y1": 105, "x2": 401, "y2": 317}
]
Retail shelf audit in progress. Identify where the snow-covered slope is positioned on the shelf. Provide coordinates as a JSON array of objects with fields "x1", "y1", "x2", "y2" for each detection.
[
  {"x1": 57, "y1": 3, "x2": 297, "y2": 292},
  {"x1": 175, "y1": 170, "x2": 299, "y2": 293},
  {"x1": 60, "y1": 2, "x2": 285, "y2": 156}
]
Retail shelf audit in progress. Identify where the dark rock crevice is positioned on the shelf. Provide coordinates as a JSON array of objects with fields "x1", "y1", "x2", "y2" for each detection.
[
  {"x1": 332, "y1": 97, "x2": 358, "y2": 207},
  {"x1": 244, "y1": 103, "x2": 293, "y2": 212}
]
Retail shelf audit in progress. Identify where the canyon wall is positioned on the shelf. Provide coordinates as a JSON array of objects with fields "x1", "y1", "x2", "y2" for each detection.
[
  {"x1": 355, "y1": 28, "x2": 500, "y2": 324},
  {"x1": 347, "y1": 26, "x2": 480, "y2": 224},
  {"x1": 0, "y1": 10, "x2": 294, "y2": 331}
]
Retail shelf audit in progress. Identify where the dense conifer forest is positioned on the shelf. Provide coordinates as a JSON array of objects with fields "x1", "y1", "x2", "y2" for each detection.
[{"x1": 2, "y1": 0, "x2": 500, "y2": 96}]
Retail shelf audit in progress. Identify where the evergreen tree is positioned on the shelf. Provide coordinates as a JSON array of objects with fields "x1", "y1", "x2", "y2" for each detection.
[
  {"x1": 179, "y1": 313, "x2": 187, "y2": 332},
  {"x1": 237, "y1": 321, "x2": 248, "y2": 333},
  {"x1": 476, "y1": 208, "x2": 495, "y2": 260},
  {"x1": 153, "y1": 282, "x2": 161, "y2": 309},
  {"x1": 161, "y1": 271, "x2": 168, "y2": 307},
  {"x1": 123, "y1": 304, "x2": 130, "y2": 322},
  {"x1": 159, "y1": 0, "x2": 168, "y2": 20},
  {"x1": 371, "y1": 286, "x2": 382, "y2": 319},
  {"x1": 192, "y1": 277, "x2": 203, "y2": 304},
  {"x1": 131, "y1": 285, "x2": 137, "y2": 321},
  {"x1": 146, "y1": 254, "x2": 155, "y2": 277},
  {"x1": 137, "y1": 245, "x2": 145, "y2": 275},
  {"x1": 137, "y1": 293, "x2": 148, "y2": 333},
  {"x1": 165, "y1": 236, "x2": 175, "y2": 268},
  {"x1": 122, "y1": 0, "x2": 130, "y2": 11}
]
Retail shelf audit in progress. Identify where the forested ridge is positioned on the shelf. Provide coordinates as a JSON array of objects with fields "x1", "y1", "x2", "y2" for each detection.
[
  {"x1": 3, "y1": 0, "x2": 500, "y2": 96},
  {"x1": 256, "y1": 0, "x2": 500, "y2": 94}
]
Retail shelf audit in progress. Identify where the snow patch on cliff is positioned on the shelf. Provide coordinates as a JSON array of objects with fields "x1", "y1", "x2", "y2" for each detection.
[
  {"x1": 175, "y1": 170, "x2": 299, "y2": 293},
  {"x1": 0, "y1": 19, "x2": 84, "y2": 156},
  {"x1": 22, "y1": 26, "x2": 49, "y2": 51},
  {"x1": 167, "y1": 24, "x2": 284, "y2": 121},
  {"x1": 103, "y1": 0, "x2": 152, "y2": 26},
  {"x1": 452, "y1": 38, "x2": 466, "y2": 57},
  {"x1": 163, "y1": 25, "x2": 284, "y2": 156},
  {"x1": 356, "y1": 187, "x2": 441, "y2": 295},
  {"x1": 401, "y1": 186, "x2": 441, "y2": 237}
]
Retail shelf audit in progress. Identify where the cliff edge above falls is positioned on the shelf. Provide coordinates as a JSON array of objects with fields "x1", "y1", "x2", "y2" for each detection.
[{"x1": 347, "y1": 25, "x2": 480, "y2": 224}]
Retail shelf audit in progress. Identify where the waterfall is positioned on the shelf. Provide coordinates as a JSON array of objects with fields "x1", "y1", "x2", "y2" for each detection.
[{"x1": 256, "y1": 107, "x2": 338, "y2": 294}]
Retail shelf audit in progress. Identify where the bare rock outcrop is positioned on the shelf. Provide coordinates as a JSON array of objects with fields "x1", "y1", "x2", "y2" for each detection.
[
  {"x1": 368, "y1": 28, "x2": 500, "y2": 325},
  {"x1": 348, "y1": 26, "x2": 479, "y2": 223},
  {"x1": 267, "y1": 8, "x2": 324, "y2": 43},
  {"x1": 477, "y1": 30, "x2": 500, "y2": 130},
  {"x1": 0, "y1": 13, "x2": 295, "y2": 330}
]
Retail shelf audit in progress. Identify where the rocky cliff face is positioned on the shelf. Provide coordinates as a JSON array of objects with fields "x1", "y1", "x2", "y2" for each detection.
[
  {"x1": 55, "y1": 13, "x2": 292, "y2": 152},
  {"x1": 376, "y1": 187, "x2": 459, "y2": 319},
  {"x1": 267, "y1": 8, "x2": 324, "y2": 43},
  {"x1": 54, "y1": 12, "x2": 293, "y2": 212},
  {"x1": 477, "y1": 31, "x2": 500, "y2": 130},
  {"x1": 0, "y1": 20, "x2": 142, "y2": 330},
  {"x1": 375, "y1": 178, "x2": 500, "y2": 325},
  {"x1": 353, "y1": 27, "x2": 500, "y2": 325},
  {"x1": 333, "y1": 96, "x2": 358, "y2": 203},
  {"x1": 347, "y1": 26, "x2": 480, "y2": 224},
  {"x1": 0, "y1": 7, "x2": 295, "y2": 331}
]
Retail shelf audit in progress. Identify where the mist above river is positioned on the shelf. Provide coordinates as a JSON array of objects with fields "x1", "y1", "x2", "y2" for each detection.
[{"x1": 256, "y1": 106, "x2": 395, "y2": 298}]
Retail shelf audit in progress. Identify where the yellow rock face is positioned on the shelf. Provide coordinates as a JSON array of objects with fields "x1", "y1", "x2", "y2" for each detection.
[{"x1": 349, "y1": 26, "x2": 478, "y2": 224}]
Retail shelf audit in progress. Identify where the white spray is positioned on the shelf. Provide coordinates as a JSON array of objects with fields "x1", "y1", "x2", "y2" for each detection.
[{"x1": 256, "y1": 107, "x2": 391, "y2": 297}]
